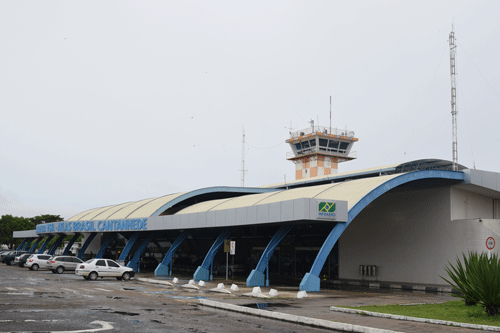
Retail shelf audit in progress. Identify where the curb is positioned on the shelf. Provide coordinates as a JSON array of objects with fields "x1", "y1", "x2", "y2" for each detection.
[
  {"x1": 330, "y1": 280, "x2": 453, "y2": 293},
  {"x1": 330, "y1": 306, "x2": 500, "y2": 332},
  {"x1": 199, "y1": 299, "x2": 403, "y2": 333}
]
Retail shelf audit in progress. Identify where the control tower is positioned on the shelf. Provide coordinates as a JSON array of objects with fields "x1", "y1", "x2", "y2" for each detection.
[{"x1": 286, "y1": 121, "x2": 358, "y2": 180}]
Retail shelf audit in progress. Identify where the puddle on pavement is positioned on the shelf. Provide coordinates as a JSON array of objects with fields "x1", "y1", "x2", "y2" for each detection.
[
  {"x1": 168, "y1": 296, "x2": 207, "y2": 300},
  {"x1": 240, "y1": 302, "x2": 298, "y2": 310}
]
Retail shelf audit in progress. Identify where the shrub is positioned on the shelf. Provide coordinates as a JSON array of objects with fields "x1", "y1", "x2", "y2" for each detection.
[{"x1": 441, "y1": 251, "x2": 500, "y2": 316}]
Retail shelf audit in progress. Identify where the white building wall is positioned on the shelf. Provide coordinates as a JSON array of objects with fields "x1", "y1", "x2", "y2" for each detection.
[
  {"x1": 451, "y1": 188, "x2": 494, "y2": 220},
  {"x1": 338, "y1": 186, "x2": 500, "y2": 286}
]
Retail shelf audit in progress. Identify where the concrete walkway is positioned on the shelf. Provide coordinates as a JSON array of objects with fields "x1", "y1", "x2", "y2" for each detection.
[{"x1": 136, "y1": 276, "x2": 496, "y2": 333}]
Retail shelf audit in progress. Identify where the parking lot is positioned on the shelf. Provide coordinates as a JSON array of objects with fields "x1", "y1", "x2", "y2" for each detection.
[{"x1": 0, "y1": 262, "x2": 336, "y2": 333}]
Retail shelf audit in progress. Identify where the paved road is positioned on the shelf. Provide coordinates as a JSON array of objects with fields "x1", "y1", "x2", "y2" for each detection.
[{"x1": 0, "y1": 264, "x2": 336, "y2": 333}]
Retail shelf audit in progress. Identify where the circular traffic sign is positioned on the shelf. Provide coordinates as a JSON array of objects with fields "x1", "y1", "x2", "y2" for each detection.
[{"x1": 486, "y1": 237, "x2": 495, "y2": 250}]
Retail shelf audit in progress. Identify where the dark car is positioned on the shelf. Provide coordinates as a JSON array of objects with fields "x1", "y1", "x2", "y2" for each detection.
[
  {"x1": 140, "y1": 256, "x2": 159, "y2": 270},
  {"x1": 15, "y1": 253, "x2": 32, "y2": 267},
  {"x1": 2, "y1": 251, "x2": 30, "y2": 266}
]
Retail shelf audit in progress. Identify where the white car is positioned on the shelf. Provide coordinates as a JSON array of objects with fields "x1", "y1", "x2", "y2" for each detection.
[
  {"x1": 76, "y1": 259, "x2": 135, "y2": 281},
  {"x1": 25, "y1": 254, "x2": 52, "y2": 271}
]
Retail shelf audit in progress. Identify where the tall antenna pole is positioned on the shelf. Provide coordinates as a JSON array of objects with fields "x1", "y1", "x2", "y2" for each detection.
[
  {"x1": 449, "y1": 25, "x2": 458, "y2": 171},
  {"x1": 241, "y1": 127, "x2": 246, "y2": 187},
  {"x1": 329, "y1": 96, "x2": 332, "y2": 134}
]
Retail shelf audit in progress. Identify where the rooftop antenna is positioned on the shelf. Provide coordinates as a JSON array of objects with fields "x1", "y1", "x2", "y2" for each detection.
[
  {"x1": 241, "y1": 127, "x2": 245, "y2": 187},
  {"x1": 449, "y1": 24, "x2": 458, "y2": 171},
  {"x1": 329, "y1": 96, "x2": 332, "y2": 134}
]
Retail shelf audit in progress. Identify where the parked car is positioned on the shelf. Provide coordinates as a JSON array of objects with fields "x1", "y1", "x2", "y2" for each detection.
[
  {"x1": 15, "y1": 253, "x2": 32, "y2": 267},
  {"x1": 46, "y1": 256, "x2": 84, "y2": 274},
  {"x1": 25, "y1": 254, "x2": 52, "y2": 271},
  {"x1": 75, "y1": 259, "x2": 135, "y2": 281},
  {"x1": 2, "y1": 251, "x2": 30, "y2": 265},
  {"x1": 140, "y1": 256, "x2": 159, "y2": 270}
]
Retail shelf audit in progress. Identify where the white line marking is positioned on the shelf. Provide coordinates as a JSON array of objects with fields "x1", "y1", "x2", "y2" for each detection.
[
  {"x1": 94, "y1": 288, "x2": 111, "y2": 292},
  {"x1": 61, "y1": 288, "x2": 78, "y2": 293}
]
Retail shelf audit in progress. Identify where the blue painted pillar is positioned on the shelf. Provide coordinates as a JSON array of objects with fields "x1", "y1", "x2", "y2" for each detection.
[
  {"x1": 16, "y1": 238, "x2": 28, "y2": 251},
  {"x1": 78, "y1": 233, "x2": 97, "y2": 259},
  {"x1": 38, "y1": 235, "x2": 54, "y2": 254},
  {"x1": 47, "y1": 235, "x2": 66, "y2": 255},
  {"x1": 21, "y1": 238, "x2": 35, "y2": 251},
  {"x1": 118, "y1": 232, "x2": 141, "y2": 262},
  {"x1": 29, "y1": 238, "x2": 43, "y2": 253},
  {"x1": 193, "y1": 228, "x2": 232, "y2": 281},
  {"x1": 155, "y1": 230, "x2": 189, "y2": 276},
  {"x1": 247, "y1": 225, "x2": 293, "y2": 287},
  {"x1": 96, "y1": 233, "x2": 118, "y2": 259},
  {"x1": 126, "y1": 232, "x2": 160, "y2": 271},
  {"x1": 300, "y1": 222, "x2": 347, "y2": 292},
  {"x1": 63, "y1": 233, "x2": 81, "y2": 255}
]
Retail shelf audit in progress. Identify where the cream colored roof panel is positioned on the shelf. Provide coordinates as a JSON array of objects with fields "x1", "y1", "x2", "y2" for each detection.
[
  {"x1": 81, "y1": 205, "x2": 121, "y2": 221},
  {"x1": 176, "y1": 198, "x2": 231, "y2": 215},
  {"x1": 106, "y1": 198, "x2": 157, "y2": 219},
  {"x1": 261, "y1": 163, "x2": 400, "y2": 188},
  {"x1": 257, "y1": 183, "x2": 336, "y2": 205},
  {"x1": 67, "y1": 208, "x2": 102, "y2": 221},
  {"x1": 91, "y1": 202, "x2": 135, "y2": 220},
  {"x1": 128, "y1": 192, "x2": 184, "y2": 219},
  {"x1": 210, "y1": 191, "x2": 282, "y2": 211},
  {"x1": 317, "y1": 174, "x2": 400, "y2": 209}
]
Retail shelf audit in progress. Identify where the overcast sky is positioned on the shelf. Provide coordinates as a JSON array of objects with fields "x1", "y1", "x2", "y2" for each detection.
[{"x1": 1, "y1": 1, "x2": 499, "y2": 220}]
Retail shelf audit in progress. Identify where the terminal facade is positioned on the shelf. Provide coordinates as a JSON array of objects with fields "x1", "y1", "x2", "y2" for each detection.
[{"x1": 12, "y1": 125, "x2": 500, "y2": 291}]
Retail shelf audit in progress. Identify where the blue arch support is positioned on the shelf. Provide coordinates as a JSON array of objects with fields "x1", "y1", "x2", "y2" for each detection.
[
  {"x1": 193, "y1": 228, "x2": 232, "y2": 281},
  {"x1": 38, "y1": 235, "x2": 54, "y2": 254},
  {"x1": 118, "y1": 232, "x2": 141, "y2": 262},
  {"x1": 21, "y1": 238, "x2": 35, "y2": 251},
  {"x1": 247, "y1": 225, "x2": 294, "y2": 287},
  {"x1": 96, "y1": 233, "x2": 118, "y2": 259},
  {"x1": 126, "y1": 232, "x2": 162, "y2": 271},
  {"x1": 155, "y1": 230, "x2": 189, "y2": 276},
  {"x1": 63, "y1": 233, "x2": 81, "y2": 255},
  {"x1": 16, "y1": 238, "x2": 29, "y2": 251},
  {"x1": 47, "y1": 235, "x2": 66, "y2": 255},
  {"x1": 299, "y1": 170, "x2": 464, "y2": 291},
  {"x1": 78, "y1": 233, "x2": 97, "y2": 259},
  {"x1": 29, "y1": 238, "x2": 43, "y2": 253}
]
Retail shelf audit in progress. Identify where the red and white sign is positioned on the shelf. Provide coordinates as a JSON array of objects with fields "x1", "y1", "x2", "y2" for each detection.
[{"x1": 486, "y1": 237, "x2": 495, "y2": 250}]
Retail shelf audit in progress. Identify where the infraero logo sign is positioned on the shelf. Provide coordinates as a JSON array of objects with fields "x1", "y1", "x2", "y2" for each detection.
[{"x1": 318, "y1": 202, "x2": 336, "y2": 219}]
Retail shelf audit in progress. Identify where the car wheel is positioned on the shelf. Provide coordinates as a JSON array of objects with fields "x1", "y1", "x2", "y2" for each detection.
[
  {"x1": 8, "y1": 259, "x2": 14, "y2": 266},
  {"x1": 31, "y1": 264, "x2": 39, "y2": 271},
  {"x1": 56, "y1": 266, "x2": 64, "y2": 274},
  {"x1": 89, "y1": 271, "x2": 98, "y2": 281},
  {"x1": 122, "y1": 272, "x2": 131, "y2": 281}
]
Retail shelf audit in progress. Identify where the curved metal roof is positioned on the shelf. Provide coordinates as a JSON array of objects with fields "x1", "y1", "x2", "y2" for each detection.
[
  {"x1": 176, "y1": 169, "x2": 465, "y2": 216},
  {"x1": 67, "y1": 187, "x2": 279, "y2": 221}
]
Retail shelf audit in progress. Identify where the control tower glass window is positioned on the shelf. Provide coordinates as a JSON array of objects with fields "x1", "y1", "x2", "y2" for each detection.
[
  {"x1": 301, "y1": 141, "x2": 310, "y2": 149},
  {"x1": 328, "y1": 140, "x2": 339, "y2": 152},
  {"x1": 339, "y1": 141, "x2": 349, "y2": 151},
  {"x1": 309, "y1": 139, "x2": 316, "y2": 147}
]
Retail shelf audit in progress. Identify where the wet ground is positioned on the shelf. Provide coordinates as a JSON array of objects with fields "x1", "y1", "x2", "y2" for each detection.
[{"x1": 0, "y1": 265, "x2": 336, "y2": 332}]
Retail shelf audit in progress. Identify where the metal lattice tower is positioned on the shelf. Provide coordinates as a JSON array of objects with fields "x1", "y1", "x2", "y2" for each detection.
[{"x1": 449, "y1": 25, "x2": 458, "y2": 171}]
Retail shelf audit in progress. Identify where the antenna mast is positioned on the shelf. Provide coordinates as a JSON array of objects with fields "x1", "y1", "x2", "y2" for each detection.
[
  {"x1": 449, "y1": 25, "x2": 458, "y2": 171},
  {"x1": 241, "y1": 127, "x2": 246, "y2": 187},
  {"x1": 329, "y1": 96, "x2": 332, "y2": 134}
]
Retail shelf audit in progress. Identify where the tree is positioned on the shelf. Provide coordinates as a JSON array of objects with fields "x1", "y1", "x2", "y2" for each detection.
[{"x1": 0, "y1": 214, "x2": 64, "y2": 249}]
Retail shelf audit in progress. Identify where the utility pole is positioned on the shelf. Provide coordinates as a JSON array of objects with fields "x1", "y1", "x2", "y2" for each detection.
[{"x1": 449, "y1": 25, "x2": 458, "y2": 171}]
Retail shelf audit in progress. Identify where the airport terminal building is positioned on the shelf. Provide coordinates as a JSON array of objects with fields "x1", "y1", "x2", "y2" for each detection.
[{"x1": 12, "y1": 126, "x2": 500, "y2": 291}]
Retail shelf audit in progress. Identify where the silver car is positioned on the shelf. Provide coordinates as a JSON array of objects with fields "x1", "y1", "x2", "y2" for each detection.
[
  {"x1": 76, "y1": 259, "x2": 135, "y2": 281},
  {"x1": 25, "y1": 254, "x2": 52, "y2": 270},
  {"x1": 47, "y1": 256, "x2": 84, "y2": 274}
]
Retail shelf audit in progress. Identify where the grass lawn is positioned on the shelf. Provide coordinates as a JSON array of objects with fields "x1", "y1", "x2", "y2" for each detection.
[{"x1": 341, "y1": 300, "x2": 500, "y2": 327}]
